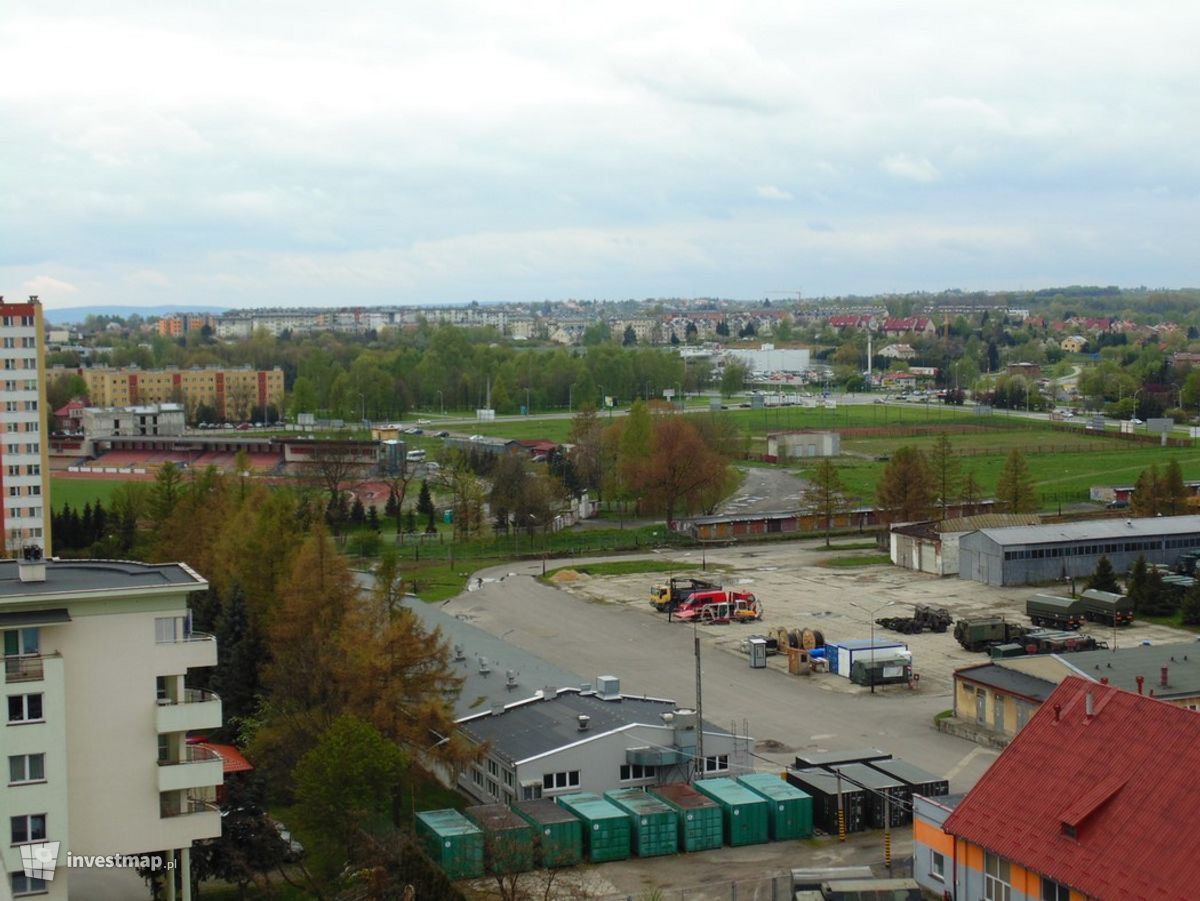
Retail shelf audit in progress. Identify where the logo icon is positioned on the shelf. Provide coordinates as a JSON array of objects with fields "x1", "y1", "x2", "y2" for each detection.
[{"x1": 20, "y1": 841, "x2": 60, "y2": 881}]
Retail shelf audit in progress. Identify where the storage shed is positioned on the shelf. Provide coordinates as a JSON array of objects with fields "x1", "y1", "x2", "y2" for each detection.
[
  {"x1": 786, "y1": 768, "x2": 868, "y2": 834},
  {"x1": 603, "y1": 788, "x2": 679, "y2": 857},
  {"x1": 826, "y1": 639, "x2": 908, "y2": 678},
  {"x1": 555, "y1": 793, "x2": 631, "y2": 863},
  {"x1": 414, "y1": 809, "x2": 485, "y2": 880},
  {"x1": 694, "y1": 778, "x2": 770, "y2": 846},
  {"x1": 464, "y1": 804, "x2": 534, "y2": 874},
  {"x1": 650, "y1": 783, "x2": 724, "y2": 852},
  {"x1": 511, "y1": 798, "x2": 583, "y2": 868},
  {"x1": 736, "y1": 773, "x2": 814, "y2": 840}
]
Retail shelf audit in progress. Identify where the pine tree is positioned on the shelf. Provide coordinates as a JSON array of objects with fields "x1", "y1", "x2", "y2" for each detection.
[
  {"x1": 875, "y1": 446, "x2": 934, "y2": 524},
  {"x1": 1164, "y1": 460, "x2": 1188, "y2": 515},
  {"x1": 1182, "y1": 585, "x2": 1200, "y2": 626},
  {"x1": 926, "y1": 434, "x2": 961, "y2": 519},
  {"x1": 384, "y1": 488, "x2": 398, "y2": 518},
  {"x1": 366, "y1": 506, "x2": 380, "y2": 531},
  {"x1": 417, "y1": 480, "x2": 434, "y2": 519},
  {"x1": 1085, "y1": 556, "x2": 1121, "y2": 594},
  {"x1": 1131, "y1": 465, "x2": 1162, "y2": 517},
  {"x1": 211, "y1": 584, "x2": 264, "y2": 729},
  {"x1": 404, "y1": 509, "x2": 417, "y2": 534},
  {"x1": 801, "y1": 458, "x2": 850, "y2": 547},
  {"x1": 350, "y1": 497, "x2": 366, "y2": 525},
  {"x1": 91, "y1": 502, "x2": 108, "y2": 545},
  {"x1": 994, "y1": 449, "x2": 1039, "y2": 513}
]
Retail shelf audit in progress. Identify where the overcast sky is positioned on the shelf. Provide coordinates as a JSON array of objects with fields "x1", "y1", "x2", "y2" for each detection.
[{"x1": 3, "y1": 2, "x2": 1198, "y2": 310}]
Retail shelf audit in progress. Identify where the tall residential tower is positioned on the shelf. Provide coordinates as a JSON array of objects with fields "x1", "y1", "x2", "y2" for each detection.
[{"x1": 0, "y1": 296, "x2": 50, "y2": 557}]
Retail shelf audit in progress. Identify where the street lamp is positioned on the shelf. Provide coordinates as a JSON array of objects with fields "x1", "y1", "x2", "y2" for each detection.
[
  {"x1": 437, "y1": 390, "x2": 444, "y2": 416},
  {"x1": 848, "y1": 600, "x2": 895, "y2": 694}
]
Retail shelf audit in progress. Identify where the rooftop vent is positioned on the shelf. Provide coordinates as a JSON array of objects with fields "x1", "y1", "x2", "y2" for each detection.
[
  {"x1": 577, "y1": 715, "x2": 590, "y2": 732},
  {"x1": 505, "y1": 670, "x2": 519, "y2": 690},
  {"x1": 542, "y1": 686, "x2": 558, "y2": 701},
  {"x1": 453, "y1": 643, "x2": 465, "y2": 661},
  {"x1": 596, "y1": 675, "x2": 620, "y2": 701},
  {"x1": 18, "y1": 545, "x2": 45, "y2": 584},
  {"x1": 477, "y1": 655, "x2": 490, "y2": 674}
]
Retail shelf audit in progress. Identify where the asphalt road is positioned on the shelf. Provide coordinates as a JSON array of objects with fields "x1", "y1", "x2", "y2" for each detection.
[
  {"x1": 441, "y1": 556, "x2": 998, "y2": 793},
  {"x1": 717, "y1": 466, "x2": 808, "y2": 516}
]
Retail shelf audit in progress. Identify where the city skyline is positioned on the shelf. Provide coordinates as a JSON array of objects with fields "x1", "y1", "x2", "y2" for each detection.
[{"x1": 4, "y1": 1, "x2": 1199, "y2": 310}]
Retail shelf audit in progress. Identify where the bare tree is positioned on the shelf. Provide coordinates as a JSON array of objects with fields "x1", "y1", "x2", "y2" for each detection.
[
  {"x1": 300, "y1": 440, "x2": 372, "y2": 530},
  {"x1": 801, "y1": 458, "x2": 850, "y2": 547}
]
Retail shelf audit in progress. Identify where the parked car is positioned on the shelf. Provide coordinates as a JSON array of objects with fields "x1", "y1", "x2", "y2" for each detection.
[{"x1": 435, "y1": 430, "x2": 450, "y2": 438}]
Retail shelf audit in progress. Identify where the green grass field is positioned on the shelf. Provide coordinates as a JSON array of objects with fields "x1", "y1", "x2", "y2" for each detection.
[{"x1": 49, "y1": 478, "x2": 127, "y2": 511}]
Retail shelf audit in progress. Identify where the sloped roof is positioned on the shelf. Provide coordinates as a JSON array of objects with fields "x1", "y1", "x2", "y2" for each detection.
[
  {"x1": 943, "y1": 676, "x2": 1200, "y2": 900},
  {"x1": 194, "y1": 742, "x2": 254, "y2": 775},
  {"x1": 938, "y1": 513, "x2": 1041, "y2": 533},
  {"x1": 954, "y1": 662, "x2": 1058, "y2": 703},
  {"x1": 971, "y1": 515, "x2": 1200, "y2": 546}
]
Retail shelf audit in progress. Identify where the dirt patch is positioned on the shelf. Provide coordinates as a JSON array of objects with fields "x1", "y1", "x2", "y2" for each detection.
[{"x1": 548, "y1": 569, "x2": 584, "y2": 583}]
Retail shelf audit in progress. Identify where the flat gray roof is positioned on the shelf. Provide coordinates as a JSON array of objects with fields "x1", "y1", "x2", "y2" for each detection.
[
  {"x1": 0, "y1": 559, "x2": 205, "y2": 599},
  {"x1": 973, "y1": 515, "x2": 1200, "y2": 547},
  {"x1": 956, "y1": 663, "x2": 1058, "y2": 703},
  {"x1": 399, "y1": 596, "x2": 584, "y2": 719},
  {"x1": 459, "y1": 691, "x2": 729, "y2": 765},
  {"x1": 1058, "y1": 642, "x2": 1200, "y2": 699}
]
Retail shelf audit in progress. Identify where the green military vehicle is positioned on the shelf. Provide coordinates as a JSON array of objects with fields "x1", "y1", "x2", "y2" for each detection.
[
  {"x1": 1079, "y1": 589, "x2": 1134, "y2": 626},
  {"x1": 953, "y1": 617, "x2": 1029, "y2": 652},
  {"x1": 1026, "y1": 594, "x2": 1085, "y2": 630}
]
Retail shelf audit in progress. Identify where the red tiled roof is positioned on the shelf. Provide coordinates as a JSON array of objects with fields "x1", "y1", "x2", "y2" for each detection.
[
  {"x1": 195, "y1": 742, "x2": 254, "y2": 775},
  {"x1": 943, "y1": 676, "x2": 1200, "y2": 900}
]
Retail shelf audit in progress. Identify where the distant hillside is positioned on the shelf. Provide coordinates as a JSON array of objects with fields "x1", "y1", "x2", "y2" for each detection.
[{"x1": 44, "y1": 305, "x2": 226, "y2": 325}]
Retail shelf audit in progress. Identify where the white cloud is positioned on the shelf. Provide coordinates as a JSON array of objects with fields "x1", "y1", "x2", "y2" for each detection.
[
  {"x1": 755, "y1": 186, "x2": 793, "y2": 201},
  {"x1": 881, "y1": 154, "x2": 940, "y2": 183},
  {"x1": 20, "y1": 275, "x2": 78, "y2": 299}
]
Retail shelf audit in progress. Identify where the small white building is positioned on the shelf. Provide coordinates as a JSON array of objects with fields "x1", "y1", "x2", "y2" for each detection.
[
  {"x1": 766, "y1": 430, "x2": 839, "y2": 462},
  {"x1": 81, "y1": 403, "x2": 187, "y2": 439},
  {"x1": 890, "y1": 514, "x2": 1040, "y2": 576},
  {"x1": 879, "y1": 343, "x2": 916, "y2": 360}
]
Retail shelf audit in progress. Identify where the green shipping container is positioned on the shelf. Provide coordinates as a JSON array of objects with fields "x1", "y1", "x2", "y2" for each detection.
[
  {"x1": 736, "y1": 773, "x2": 814, "y2": 840},
  {"x1": 649, "y1": 783, "x2": 724, "y2": 852},
  {"x1": 604, "y1": 788, "x2": 679, "y2": 858},
  {"x1": 694, "y1": 778, "x2": 770, "y2": 846},
  {"x1": 555, "y1": 793, "x2": 632, "y2": 863},
  {"x1": 511, "y1": 798, "x2": 584, "y2": 869},
  {"x1": 414, "y1": 809, "x2": 484, "y2": 880},
  {"x1": 464, "y1": 804, "x2": 535, "y2": 874}
]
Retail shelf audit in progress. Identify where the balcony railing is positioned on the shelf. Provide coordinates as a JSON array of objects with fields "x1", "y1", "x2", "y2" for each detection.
[
  {"x1": 158, "y1": 630, "x2": 215, "y2": 645},
  {"x1": 160, "y1": 793, "x2": 219, "y2": 818},
  {"x1": 157, "y1": 688, "x2": 220, "y2": 707},
  {"x1": 158, "y1": 744, "x2": 221, "y2": 767},
  {"x1": 4, "y1": 653, "x2": 59, "y2": 684}
]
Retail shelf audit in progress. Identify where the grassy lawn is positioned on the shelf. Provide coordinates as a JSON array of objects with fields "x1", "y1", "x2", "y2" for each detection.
[
  {"x1": 543, "y1": 560, "x2": 727, "y2": 579},
  {"x1": 49, "y1": 478, "x2": 126, "y2": 511}
]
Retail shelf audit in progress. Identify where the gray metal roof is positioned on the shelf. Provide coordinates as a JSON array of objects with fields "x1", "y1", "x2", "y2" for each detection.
[
  {"x1": 971, "y1": 515, "x2": 1200, "y2": 547},
  {"x1": 1057, "y1": 642, "x2": 1200, "y2": 699},
  {"x1": 0, "y1": 560, "x2": 205, "y2": 599},
  {"x1": 399, "y1": 596, "x2": 584, "y2": 719},
  {"x1": 459, "y1": 691, "x2": 729, "y2": 765},
  {"x1": 955, "y1": 662, "x2": 1058, "y2": 702}
]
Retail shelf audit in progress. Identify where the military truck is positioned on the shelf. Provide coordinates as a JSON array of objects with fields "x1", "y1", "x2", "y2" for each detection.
[
  {"x1": 953, "y1": 617, "x2": 1030, "y2": 652},
  {"x1": 990, "y1": 630, "x2": 1108, "y2": 658},
  {"x1": 874, "y1": 604, "x2": 952, "y2": 635},
  {"x1": 1079, "y1": 589, "x2": 1134, "y2": 626},
  {"x1": 1026, "y1": 594, "x2": 1085, "y2": 630}
]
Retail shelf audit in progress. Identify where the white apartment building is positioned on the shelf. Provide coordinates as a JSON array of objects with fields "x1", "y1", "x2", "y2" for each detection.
[
  {"x1": 0, "y1": 554, "x2": 220, "y2": 900},
  {"x1": 0, "y1": 297, "x2": 51, "y2": 557}
]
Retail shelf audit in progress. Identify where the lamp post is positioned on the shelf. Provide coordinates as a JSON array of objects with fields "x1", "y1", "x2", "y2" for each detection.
[
  {"x1": 437, "y1": 390, "x2": 444, "y2": 416},
  {"x1": 849, "y1": 600, "x2": 895, "y2": 694}
]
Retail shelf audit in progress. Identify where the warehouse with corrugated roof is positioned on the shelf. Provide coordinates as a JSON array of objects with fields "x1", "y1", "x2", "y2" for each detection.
[{"x1": 958, "y1": 515, "x2": 1200, "y2": 586}]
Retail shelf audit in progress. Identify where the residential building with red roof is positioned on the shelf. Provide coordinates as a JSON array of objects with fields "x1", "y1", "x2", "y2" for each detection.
[
  {"x1": 881, "y1": 316, "x2": 935, "y2": 337},
  {"x1": 914, "y1": 675, "x2": 1200, "y2": 900}
]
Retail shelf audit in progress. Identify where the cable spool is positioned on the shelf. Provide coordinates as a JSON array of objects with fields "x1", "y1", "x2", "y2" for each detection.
[
  {"x1": 801, "y1": 628, "x2": 816, "y2": 650},
  {"x1": 812, "y1": 629, "x2": 825, "y2": 648}
]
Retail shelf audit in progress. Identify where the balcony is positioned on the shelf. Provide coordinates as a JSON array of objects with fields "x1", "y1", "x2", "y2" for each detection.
[
  {"x1": 4, "y1": 653, "x2": 60, "y2": 685},
  {"x1": 157, "y1": 745, "x2": 224, "y2": 793},
  {"x1": 155, "y1": 688, "x2": 222, "y2": 734},
  {"x1": 160, "y1": 789, "x2": 219, "y2": 819},
  {"x1": 153, "y1": 630, "x2": 217, "y2": 672}
]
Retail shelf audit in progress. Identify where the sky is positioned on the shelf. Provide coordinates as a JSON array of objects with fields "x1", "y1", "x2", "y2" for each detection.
[{"x1": 3, "y1": 1, "x2": 1198, "y2": 310}]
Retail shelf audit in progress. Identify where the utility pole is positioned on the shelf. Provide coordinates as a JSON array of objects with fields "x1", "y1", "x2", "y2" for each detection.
[{"x1": 694, "y1": 625, "x2": 704, "y2": 780}]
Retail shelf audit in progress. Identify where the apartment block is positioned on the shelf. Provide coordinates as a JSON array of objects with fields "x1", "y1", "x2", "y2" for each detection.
[
  {"x1": 0, "y1": 297, "x2": 51, "y2": 558},
  {"x1": 71, "y1": 367, "x2": 285, "y2": 422},
  {"x1": 0, "y1": 554, "x2": 220, "y2": 900}
]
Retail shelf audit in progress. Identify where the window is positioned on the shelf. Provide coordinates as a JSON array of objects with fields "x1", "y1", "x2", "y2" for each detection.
[
  {"x1": 487, "y1": 759, "x2": 498, "y2": 777},
  {"x1": 7, "y1": 694, "x2": 43, "y2": 723},
  {"x1": 155, "y1": 617, "x2": 181, "y2": 643},
  {"x1": 8, "y1": 754, "x2": 45, "y2": 784},
  {"x1": 503, "y1": 770, "x2": 513, "y2": 787},
  {"x1": 471, "y1": 769, "x2": 483, "y2": 787},
  {"x1": 703, "y1": 754, "x2": 729, "y2": 773},
  {"x1": 3, "y1": 629, "x2": 38, "y2": 658},
  {"x1": 487, "y1": 779, "x2": 499, "y2": 798},
  {"x1": 541, "y1": 771, "x2": 580, "y2": 790},
  {"x1": 11, "y1": 813, "x2": 46, "y2": 844},
  {"x1": 984, "y1": 851, "x2": 1012, "y2": 901},
  {"x1": 520, "y1": 783, "x2": 542, "y2": 801},
  {"x1": 620, "y1": 763, "x2": 657, "y2": 781},
  {"x1": 1041, "y1": 878, "x2": 1070, "y2": 901},
  {"x1": 11, "y1": 874, "x2": 47, "y2": 896},
  {"x1": 930, "y1": 850, "x2": 945, "y2": 881}
]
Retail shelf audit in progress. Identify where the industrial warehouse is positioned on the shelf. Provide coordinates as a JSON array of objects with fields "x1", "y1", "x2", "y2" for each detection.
[{"x1": 958, "y1": 515, "x2": 1200, "y2": 586}]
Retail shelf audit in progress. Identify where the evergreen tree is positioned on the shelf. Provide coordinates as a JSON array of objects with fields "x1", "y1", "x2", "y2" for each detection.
[
  {"x1": 1182, "y1": 585, "x2": 1200, "y2": 626},
  {"x1": 404, "y1": 509, "x2": 418, "y2": 534},
  {"x1": 1131, "y1": 465, "x2": 1163, "y2": 517},
  {"x1": 1164, "y1": 460, "x2": 1188, "y2": 515},
  {"x1": 926, "y1": 434, "x2": 961, "y2": 519},
  {"x1": 91, "y1": 502, "x2": 108, "y2": 545},
  {"x1": 211, "y1": 584, "x2": 264, "y2": 729},
  {"x1": 994, "y1": 449, "x2": 1039, "y2": 513},
  {"x1": 384, "y1": 488, "x2": 399, "y2": 518},
  {"x1": 875, "y1": 446, "x2": 934, "y2": 524},
  {"x1": 800, "y1": 458, "x2": 850, "y2": 547},
  {"x1": 366, "y1": 505, "x2": 380, "y2": 531},
  {"x1": 417, "y1": 480, "x2": 434, "y2": 519},
  {"x1": 350, "y1": 497, "x2": 366, "y2": 525},
  {"x1": 80, "y1": 502, "x2": 95, "y2": 548},
  {"x1": 1085, "y1": 556, "x2": 1121, "y2": 594}
]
